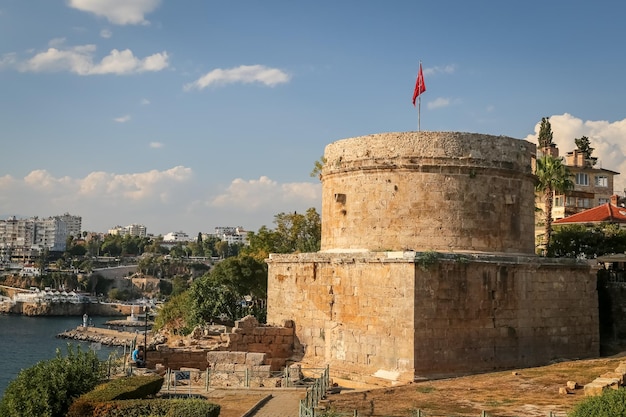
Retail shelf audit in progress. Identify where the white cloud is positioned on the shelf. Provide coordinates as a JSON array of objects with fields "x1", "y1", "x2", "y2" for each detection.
[
  {"x1": 423, "y1": 64, "x2": 456, "y2": 76},
  {"x1": 184, "y1": 65, "x2": 291, "y2": 91},
  {"x1": 149, "y1": 141, "x2": 164, "y2": 148},
  {"x1": 68, "y1": 0, "x2": 161, "y2": 25},
  {"x1": 114, "y1": 115, "x2": 131, "y2": 123},
  {"x1": 17, "y1": 44, "x2": 169, "y2": 75},
  {"x1": 100, "y1": 28, "x2": 112, "y2": 38},
  {"x1": 210, "y1": 176, "x2": 321, "y2": 210},
  {"x1": 48, "y1": 38, "x2": 67, "y2": 48},
  {"x1": 141, "y1": 98, "x2": 151, "y2": 105},
  {"x1": 0, "y1": 52, "x2": 16, "y2": 69},
  {"x1": 525, "y1": 113, "x2": 626, "y2": 194},
  {"x1": 427, "y1": 97, "x2": 451, "y2": 110},
  {"x1": 0, "y1": 169, "x2": 320, "y2": 235}
]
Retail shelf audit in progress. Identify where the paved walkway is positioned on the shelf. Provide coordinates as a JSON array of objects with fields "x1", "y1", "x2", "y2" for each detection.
[{"x1": 247, "y1": 391, "x2": 304, "y2": 417}]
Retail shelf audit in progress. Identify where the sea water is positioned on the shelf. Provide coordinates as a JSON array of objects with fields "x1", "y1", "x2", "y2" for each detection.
[{"x1": 0, "y1": 315, "x2": 121, "y2": 398}]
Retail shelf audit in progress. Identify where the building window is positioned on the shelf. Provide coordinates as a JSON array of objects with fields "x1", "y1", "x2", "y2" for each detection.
[
  {"x1": 554, "y1": 196, "x2": 564, "y2": 207},
  {"x1": 595, "y1": 175, "x2": 608, "y2": 187},
  {"x1": 598, "y1": 198, "x2": 610, "y2": 205},
  {"x1": 566, "y1": 197, "x2": 575, "y2": 207},
  {"x1": 576, "y1": 173, "x2": 589, "y2": 186},
  {"x1": 577, "y1": 198, "x2": 591, "y2": 208}
]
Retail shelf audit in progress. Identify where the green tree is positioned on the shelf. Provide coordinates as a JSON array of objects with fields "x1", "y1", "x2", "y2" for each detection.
[
  {"x1": 153, "y1": 291, "x2": 194, "y2": 334},
  {"x1": 100, "y1": 235, "x2": 122, "y2": 257},
  {"x1": 550, "y1": 223, "x2": 626, "y2": 258},
  {"x1": 535, "y1": 155, "x2": 574, "y2": 254},
  {"x1": 86, "y1": 235, "x2": 101, "y2": 257},
  {"x1": 215, "y1": 240, "x2": 229, "y2": 259},
  {"x1": 0, "y1": 345, "x2": 105, "y2": 417},
  {"x1": 187, "y1": 255, "x2": 268, "y2": 325},
  {"x1": 35, "y1": 248, "x2": 49, "y2": 277},
  {"x1": 245, "y1": 207, "x2": 321, "y2": 258},
  {"x1": 575, "y1": 135, "x2": 597, "y2": 166},
  {"x1": 310, "y1": 155, "x2": 327, "y2": 179},
  {"x1": 202, "y1": 235, "x2": 220, "y2": 257},
  {"x1": 537, "y1": 116, "x2": 554, "y2": 149},
  {"x1": 171, "y1": 275, "x2": 190, "y2": 296},
  {"x1": 108, "y1": 287, "x2": 130, "y2": 301},
  {"x1": 244, "y1": 225, "x2": 281, "y2": 260},
  {"x1": 208, "y1": 255, "x2": 267, "y2": 299},
  {"x1": 145, "y1": 235, "x2": 167, "y2": 254}
]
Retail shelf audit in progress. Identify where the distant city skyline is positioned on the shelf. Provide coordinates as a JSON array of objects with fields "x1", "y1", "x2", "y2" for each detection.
[
  {"x1": 2, "y1": 1, "x2": 626, "y2": 234},
  {"x1": 0, "y1": 212, "x2": 249, "y2": 237}
]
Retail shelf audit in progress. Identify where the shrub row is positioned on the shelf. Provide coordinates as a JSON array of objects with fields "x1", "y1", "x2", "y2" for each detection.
[
  {"x1": 73, "y1": 398, "x2": 220, "y2": 417},
  {"x1": 68, "y1": 375, "x2": 164, "y2": 417}
]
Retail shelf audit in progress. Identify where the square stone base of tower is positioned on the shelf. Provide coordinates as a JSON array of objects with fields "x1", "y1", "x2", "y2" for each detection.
[{"x1": 267, "y1": 251, "x2": 599, "y2": 385}]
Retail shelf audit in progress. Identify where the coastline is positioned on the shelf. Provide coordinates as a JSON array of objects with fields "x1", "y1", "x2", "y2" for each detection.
[{"x1": 0, "y1": 300, "x2": 136, "y2": 317}]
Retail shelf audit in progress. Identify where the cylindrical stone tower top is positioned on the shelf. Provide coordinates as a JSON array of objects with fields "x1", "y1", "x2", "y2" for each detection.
[{"x1": 320, "y1": 131, "x2": 537, "y2": 254}]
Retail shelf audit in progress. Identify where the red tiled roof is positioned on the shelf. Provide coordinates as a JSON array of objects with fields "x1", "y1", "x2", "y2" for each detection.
[{"x1": 553, "y1": 203, "x2": 626, "y2": 224}]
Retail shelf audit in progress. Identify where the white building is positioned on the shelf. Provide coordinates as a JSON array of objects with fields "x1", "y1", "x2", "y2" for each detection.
[
  {"x1": 108, "y1": 224, "x2": 147, "y2": 237},
  {"x1": 213, "y1": 226, "x2": 248, "y2": 245},
  {"x1": 163, "y1": 231, "x2": 192, "y2": 242}
]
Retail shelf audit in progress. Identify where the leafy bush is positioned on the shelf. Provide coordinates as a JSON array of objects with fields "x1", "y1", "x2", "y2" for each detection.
[
  {"x1": 569, "y1": 387, "x2": 626, "y2": 417},
  {"x1": 68, "y1": 375, "x2": 164, "y2": 417},
  {"x1": 81, "y1": 374, "x2": 164, "y2": 401},
  {"x1": 0, "y1": 344, "x2": 105, "y2": 417}
]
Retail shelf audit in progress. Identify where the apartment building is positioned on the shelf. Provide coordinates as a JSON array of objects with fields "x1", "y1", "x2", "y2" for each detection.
[
  {"x1": 553, "y1": 149, "x2": 619, "y2": 219},
  {"x1": 0, "y1": 213, "x2": 81, "y2": 263},
  {"x1": 538, "y1": 146, "x2": 620, "y2": 222},
  {"x1": 213, "y1": 226, "x2": 248, "y2": 245}
]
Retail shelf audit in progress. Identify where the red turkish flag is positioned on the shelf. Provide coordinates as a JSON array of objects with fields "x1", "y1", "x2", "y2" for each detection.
[{"x1": 412, "y1": 63, "x2": 426, "y2": 106}]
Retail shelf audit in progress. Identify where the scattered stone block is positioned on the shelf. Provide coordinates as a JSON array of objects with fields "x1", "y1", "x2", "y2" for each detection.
[{"x1": 566, "y1": 381, "x2": 579, "y2": 390}]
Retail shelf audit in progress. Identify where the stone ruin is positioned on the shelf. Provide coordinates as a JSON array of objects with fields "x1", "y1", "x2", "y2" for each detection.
[{"x1": 148, "y1": 315, "x2": 298, "y2": 373}]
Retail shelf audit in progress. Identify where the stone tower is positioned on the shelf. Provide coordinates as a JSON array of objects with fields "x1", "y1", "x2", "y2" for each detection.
[
  {"x1": 321, "y1": 131, "x2": 535, "y2": 253},
  {"x1": 267, "y1": 131, "x2": 598, "y2": 384}
]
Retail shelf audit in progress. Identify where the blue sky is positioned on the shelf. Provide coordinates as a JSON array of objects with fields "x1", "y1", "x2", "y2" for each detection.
[{"x1": 1, "y1": 1, "x2": 626, "y2": 236}]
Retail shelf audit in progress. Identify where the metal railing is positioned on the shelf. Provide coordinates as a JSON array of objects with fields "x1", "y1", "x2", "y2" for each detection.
[
  {"x1": 299, "y1": 365, "x2": 330, "y2": 417},
  {"x1": 158, "y1": 365, "x2": 329, "y2": 394}
]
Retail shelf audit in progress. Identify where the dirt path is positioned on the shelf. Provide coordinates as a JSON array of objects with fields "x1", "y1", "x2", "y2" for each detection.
[{"x1": 321, "y1": 356, "x2": 626, "y2": 417}]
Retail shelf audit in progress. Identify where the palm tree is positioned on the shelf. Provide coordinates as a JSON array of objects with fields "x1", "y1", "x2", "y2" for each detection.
[{"x1": 535, "y1": 155, "x2": 574, "y2": 254}]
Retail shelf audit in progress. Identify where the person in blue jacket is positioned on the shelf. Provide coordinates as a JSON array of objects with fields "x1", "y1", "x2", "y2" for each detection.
[{"x1": 131, "y1": 345, "x2": 145, "y2": 368}]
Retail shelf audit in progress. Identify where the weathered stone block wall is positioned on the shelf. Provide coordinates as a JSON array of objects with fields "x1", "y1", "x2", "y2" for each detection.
[
  {"x1": 148, "y1": 317, "x2": 295, "y2": 371},
  {"x1": 268, "y1": 252, "x2": 417, "y2": 382},
  {"x1": 321, "y1": 132, "x2": 536, "y2": 254},
  {"x1": 148, "y1": 348, "x2": 210, "y2": 370},
  {"x1": 267, "y1": 252, "x2": 599, "y2": 383},
  {"x1": 227, "y1": 317, "x2": 296, "y2": 370}
]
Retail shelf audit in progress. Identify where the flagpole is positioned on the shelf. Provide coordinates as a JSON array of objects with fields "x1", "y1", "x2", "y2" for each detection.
[{"x1": 418, "y1": 95, "x2": 421, "y2": 132}]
